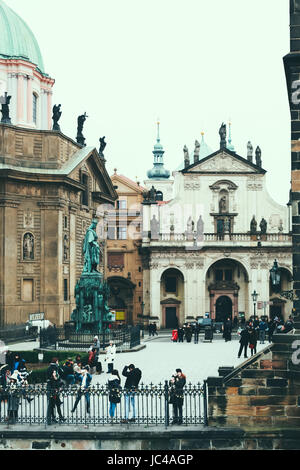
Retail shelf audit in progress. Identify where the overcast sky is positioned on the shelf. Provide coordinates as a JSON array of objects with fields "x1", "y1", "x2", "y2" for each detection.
[{"x1": 6, "y1": 0, "x2": 291, "y2": 205}]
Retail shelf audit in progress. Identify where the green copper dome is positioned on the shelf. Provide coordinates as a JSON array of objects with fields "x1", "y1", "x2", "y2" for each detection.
[{"x1": 0, "y1": 0, "x2": 45, "y2": 73}]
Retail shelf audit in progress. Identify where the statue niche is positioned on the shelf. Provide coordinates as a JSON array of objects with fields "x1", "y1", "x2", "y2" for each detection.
[
  {"x1": 218, "y1": 191, "x2": 228, "y2": 213},
  {"x1": 23, "y1": 233, "x2": 34, "y2": 260}
]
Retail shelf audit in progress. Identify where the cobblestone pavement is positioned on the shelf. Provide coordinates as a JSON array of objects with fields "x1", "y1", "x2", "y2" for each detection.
[
  {"x1": 6, "y1": 335, "x2": 268, "y2": 385},
  {"x1": 92, "y1": 335, "x2": 267, "y2": 386}
]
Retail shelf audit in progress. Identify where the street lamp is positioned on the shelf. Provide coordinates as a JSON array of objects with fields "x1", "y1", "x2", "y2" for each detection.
[
  {"x1": 270, "y1": 259, "x2": 281, "y2": 293},
  {"x1": 251, "y1": 290, "x2": 259, "y2": 317}
]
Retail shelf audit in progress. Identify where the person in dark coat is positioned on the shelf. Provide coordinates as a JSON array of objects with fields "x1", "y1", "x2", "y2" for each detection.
[
  {"x1": 238, "y1": 326, "x2": 249, "y2": 358},
  {"x1": 248, "y1": 326, "x2": 258, "y2": 356},
  {"x1": 169, "y1": 369, "x2": 186, "y2": 425},
  {"x1": 178, "y1": 327, "x2": 185, "y2": 343},
  {"x1": 223, "y1": 317, "x2": 232, "y2": 342},
  {"x1": 267, "y1": 320, "x2": 275, "y2": 343},
  {"x1": 108, "y1": 369, "x2": 121, "y2": 420},
  {"x1": 185, "y1": 325, "x2": 193, "y2": 343},
  {"x1": 194, "y1": 323, "x2": 200, "y2": 344},
  {"x1": 122, "y1": 364, "x2": 142, "y2": 423},
  {"x1": 46, "y1": 358, "x2": 66, "y2": 425}
]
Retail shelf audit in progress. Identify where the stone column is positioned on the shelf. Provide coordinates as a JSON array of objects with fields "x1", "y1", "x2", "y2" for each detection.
[
  {"x1": 69, "y1": 207, "x2": 77, "y2": 315},
  {"x1": 27, "y1": 76, "x2": 33, "y2": 124},
  {"x1": 150, "y1": 264, "x2": 161, "y2": 324},
  {"x1": 17, "y1": 74, "x2": 24, "y2": 123}
]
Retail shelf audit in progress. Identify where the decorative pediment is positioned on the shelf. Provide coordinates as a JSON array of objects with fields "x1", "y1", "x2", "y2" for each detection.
[{"x1": 182, "y1": 149, "x2": 265, "y2": 175}]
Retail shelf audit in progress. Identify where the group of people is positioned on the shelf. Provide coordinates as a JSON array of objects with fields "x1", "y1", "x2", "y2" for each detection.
[
  {"x1": 172, "y1": 323, "x2": 198, "y2": 343},
  {"x1": 148, "y1": 323, "x2": 158, "y2": 337},
  {"x1": 237, "y1": 315, "x2": 295, "y2": 359},
  {"x1": 87, "y1": 336, "x2": 117, "y2": 375},
  {"x1": 0, "y1": 352, "x2": 33, "y2": 423}
]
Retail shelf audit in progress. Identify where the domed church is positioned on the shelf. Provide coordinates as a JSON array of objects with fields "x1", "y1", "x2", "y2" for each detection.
[{"x1": 0, "y1": 0, "x2": 54, "y2": 128}]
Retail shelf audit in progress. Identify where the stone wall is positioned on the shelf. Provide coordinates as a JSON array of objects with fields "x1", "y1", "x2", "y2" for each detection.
[{"x1": 207, "y1": 324, "x2": 300, "y2": 428}]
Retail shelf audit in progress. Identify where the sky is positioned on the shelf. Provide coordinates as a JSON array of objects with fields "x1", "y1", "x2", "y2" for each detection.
[{"x1": 6, "y1": 0, "x2": 291, "y2": 205}]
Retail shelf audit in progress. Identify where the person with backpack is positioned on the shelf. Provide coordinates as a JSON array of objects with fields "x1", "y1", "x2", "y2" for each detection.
[
  {"x1": 121, "y1": 364, "x2": 142, "y2": 423},
  {"x1": 108, "y1": 369, "x2": 121, "y2": 421}
]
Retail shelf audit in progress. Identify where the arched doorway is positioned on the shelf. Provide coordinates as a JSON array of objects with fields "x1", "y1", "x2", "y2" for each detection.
[
  {"x1": 160, "y1": 268, "x2": 184, "y2": 328},
  {"x1": 215, "y1": 296, "x2": 232, "y2": 322}
]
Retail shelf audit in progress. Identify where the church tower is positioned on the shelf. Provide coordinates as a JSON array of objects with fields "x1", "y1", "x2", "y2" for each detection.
[
  {"x1": 0, "y1": 0, "x2": 54, "y2": 129},
  {"x1": 284, "y1": 0, "x2": 300, "y2": 311}
]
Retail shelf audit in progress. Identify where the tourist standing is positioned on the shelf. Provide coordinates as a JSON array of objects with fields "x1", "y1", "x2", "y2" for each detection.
[
  {"x1": 178, "y1": 327, "x2": 184, "y2": 343},
  {"x1": 71, "y1": 366, "x2": 92, "y2": 414},
  {"x1": 108, "y1": 369, "x2": 121, "y2": 420},
  {"x1": 194, "y1": 323, "x2": 200, "y2": 344},
  {"x1": 169, "y1": 369, "x2": 186, "y2": 425},
  {"x1": 46, "y1": 358, "x2": 66, "y2": 425},
  {"x1": 238, "y1": 325, "x2": 249, "y2": 358},
  {"x1": 7, "y1": 370, "x2": 21, "y2": 424},
  {"x1": 172, "y1": 329, "x2": 178, "y2": 342},
  {"x1": 105, "y1": 341, "x2": 116, "y2": 373},
  {"x1": 259, "y1": 318, "x2": 267, "y2": 344},
  {"x1": 122, "y1": 364, "x2": 142, "y2": 423},
  {"x1": 223, "y1": 317, "x2": 232, "y2": 342},
  {"x1": 248, "y1": 326, "x2": 258, "y2": 356}
]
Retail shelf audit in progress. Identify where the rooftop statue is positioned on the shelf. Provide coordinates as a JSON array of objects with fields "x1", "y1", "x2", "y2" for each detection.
[
  {"x1": 183, "y1": 145, "x2": 190, "y2": 168},
  {"x1": 0, "y1": 92, "x2": 12, "y2": 124},
  {"x1": 219, "y1": 123, "x2": 227, "y2": 148},
  {"x1": 52, "y1": 104, "x2": 62, "y2": 131},
  {"x1": 76, "y1": 112, "x2": 88, "y2": 146},
  {"x1": 247, "y1": 141, "x2": 253, "y2": 162},
  {"x1": 194, "y1": 140, "x2": 200, "y2": 162},
  {"x1": 99, "y1": 136, "x2": 107, "y2": 156},
  {"x1": 255, "y1": 146, "x2": 262, "y2": 167}
]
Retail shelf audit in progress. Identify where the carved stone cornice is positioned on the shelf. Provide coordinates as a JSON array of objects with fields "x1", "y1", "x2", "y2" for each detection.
[{"x1": 0, "y1": 197, "x2": 21, "y2": 208}]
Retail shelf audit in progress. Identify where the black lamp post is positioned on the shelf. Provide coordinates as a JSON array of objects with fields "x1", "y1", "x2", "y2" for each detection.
[
  {"x1": 251, "y1": 290, "x2": 259, "y2": 318},
  {"x1": 140, "y1": 301, "x2": 145, "y2": 338}
]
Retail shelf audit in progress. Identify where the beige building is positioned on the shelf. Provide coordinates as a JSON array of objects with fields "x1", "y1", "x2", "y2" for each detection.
[
  {"x1": 105, "y1": 171, "x2": 145, "y2": 325},
  {"x1": 0, "y1": 124, "x2": 117, "y2": 326}
]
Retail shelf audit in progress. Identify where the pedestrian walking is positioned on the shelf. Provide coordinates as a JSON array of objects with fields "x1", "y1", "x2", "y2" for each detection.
[
  {"x1": 169, "y1": 369, "x2": 186, "y2": 425},
  {"x1": 71, "y1": 366, "x2": 92, "y2": 414},
  {"x1": 152, "y1": 322, "x2": 158, "y2": 336},
  {"x1": 122, "y1": 364, "x2": 142, "y2": 423},
  {"x1": 108, "y1": 369, "x2": 121, "y2": 420},
  {"x1": 105, "y1": 341, "x2": 116, "y2": 373},
  {"x1": 238, "y1": 325, "x2": 249, "y2": 358}
]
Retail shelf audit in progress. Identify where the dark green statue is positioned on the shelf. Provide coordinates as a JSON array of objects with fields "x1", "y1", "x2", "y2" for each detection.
[{"x1": 71, "y1": 219, "x2": 113, "y2": 332}]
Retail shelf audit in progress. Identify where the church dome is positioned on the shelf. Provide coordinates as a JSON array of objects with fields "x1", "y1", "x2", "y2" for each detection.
[{"x1": 0, "y1": 0, "x2": 45, "y2": 73}]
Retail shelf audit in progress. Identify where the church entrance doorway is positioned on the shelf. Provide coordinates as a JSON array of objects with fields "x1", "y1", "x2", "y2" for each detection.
[
  {"x1": 165, "y1": 307, "x2": 178, "y2": 329},
  {"x1": 215, "y1": 296, "x2": 232, "y2": 322}
]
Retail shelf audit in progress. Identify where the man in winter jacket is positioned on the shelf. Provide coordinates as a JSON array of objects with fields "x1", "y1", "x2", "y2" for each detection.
[
  {"x1": 238, "y1": 326, "x2": 250, "y2": 358},
  {"x1": 122, "y1": 364, "x2": 142, "y2": 423}
]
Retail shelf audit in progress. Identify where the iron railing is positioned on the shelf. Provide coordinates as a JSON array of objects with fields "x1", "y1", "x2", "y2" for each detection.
[
  {"x1": 40, "y1": 325, "x2": 141, "y2": 351},
  {"x1": 0, "y1": 381, "x2": 207, "y2": 427}
]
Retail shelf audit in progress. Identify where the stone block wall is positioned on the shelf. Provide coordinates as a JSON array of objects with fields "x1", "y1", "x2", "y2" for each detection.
[{"x1": 207, "y1": 328, "x2": 300, "y2": 428}]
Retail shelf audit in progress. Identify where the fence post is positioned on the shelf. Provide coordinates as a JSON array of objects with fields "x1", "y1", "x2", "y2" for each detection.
[
  {"x1": 203, "y1": 380, "x2": 208, "y2": 426},
  {"x1": 164, "y1": 380, "x2": 169, "y2": 429}
]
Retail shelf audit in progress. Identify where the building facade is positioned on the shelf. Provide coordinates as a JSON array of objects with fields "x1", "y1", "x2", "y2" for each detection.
[
  {"x1": 141, "y1": 127, "x2": 292, "y2": 328},
  {"x1": 105, "y1": 171, "x2": 145, "y2": 325},
  {"x1": 0, "y1": 2, "x2": 117, "y2": 326}
]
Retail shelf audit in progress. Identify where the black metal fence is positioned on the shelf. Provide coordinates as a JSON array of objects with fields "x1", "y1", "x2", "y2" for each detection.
[
  {"x1": 40, "y1": 325, "x2": 141, "y2": 351},
  {"x1": 0, "y1": 324, "x2": 38, "y2": 344},
  {"x1": 0, "y1": 382, "x2": 207, "y2": 427}
]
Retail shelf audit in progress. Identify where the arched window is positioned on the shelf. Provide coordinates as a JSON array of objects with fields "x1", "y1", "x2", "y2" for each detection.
[
  {"x1": 23, "y1": 233, "x2": 34, "y2": 260},
  {"x1": 32, "y1": 93, "x2": 38, "y2": 124}
]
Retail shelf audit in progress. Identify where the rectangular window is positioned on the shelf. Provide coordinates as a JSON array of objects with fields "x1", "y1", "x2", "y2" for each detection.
[
  {"x1": 63, "y1": 279, "x2": 68, "y2": 301},
  {"x1": 224, "y1": 270, "x2": 233, "y2": 281},
  {"x1": 117, "y1": 199, "x2": 127, "y2": 210},
  {"x1": 165, "y1": 276, "x2": 177, "y2": 293},
  {"x1": 107, "y1": 226, "x2": 116, "y2": 240},
  {"x1": 117, "y1": 227, "x2": 127, "y2": 240},
  {"x1": 64, "y1": 216, "x2": 68, "y2": 229},
  {"x1": 23, "y1": 279, "x2": 34, "y2": 302},
  {"x1": 215, "y1": 269, "x2": 223, "y2": 281},
  {"x1": 81, "y1": 173, "x2": 89, "y2": 206},
  {"x1": 33, "y1": 94, "x2": 37, "y2": 124}
]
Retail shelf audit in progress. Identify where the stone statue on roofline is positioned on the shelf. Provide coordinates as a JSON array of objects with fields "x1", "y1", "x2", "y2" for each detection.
[
  {"x1": 52, "y1": 104, "x2": 62, "y2": 131},
  {"x1": 0, "y1": 92, "x2": 12, "y2": 124},
  {"x1": 76, "y1": 112, "x2": 88, "y2": 146},
  {"x1": 219, "y1": 122, "x2": 226, "y2": 148}
]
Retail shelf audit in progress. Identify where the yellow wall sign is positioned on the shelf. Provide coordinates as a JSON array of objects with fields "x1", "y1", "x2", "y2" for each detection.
[{"x1": 116, "y1": 311, "x2": 125, "y2": 321}]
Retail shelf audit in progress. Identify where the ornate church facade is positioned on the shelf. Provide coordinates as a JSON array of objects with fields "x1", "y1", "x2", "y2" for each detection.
[{"x1": 141, "y1": 125, "x2": 293, "y2": 328}]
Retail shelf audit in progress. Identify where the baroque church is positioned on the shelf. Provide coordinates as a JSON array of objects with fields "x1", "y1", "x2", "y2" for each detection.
[
  {"x1": 0, "y1": 1, "x2": 117, "y2": 326},
  {"x1": 141, "y1": 123, "x2": 293, "y2": 328}
]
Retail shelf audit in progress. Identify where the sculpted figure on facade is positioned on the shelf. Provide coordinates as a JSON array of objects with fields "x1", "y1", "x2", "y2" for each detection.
[
  {"x1": 247, "y1": 141, "x2": 253, "y2": 162},
  {"x1": 260, "y1": 217, "x2": 267, "y2": 234},
  {"x1": 150, "y1": 214, "x2": 160, "y2": 240},
  {"x1": 250, "y1": 216, "x2": 257, "y2": 234},
  {"x1": 52, "y1": 104, "x2": 62, "y2": 131},
  {"x1": 23, "y1": 233, "x2": 34, "y2": 260},
  {"x1": 219, "y1": 195, "x2": 227, "y2": 213},
  {"x1": 194, "y1": 140, "x2": 200, "y2": 163},
  {"x1": 183, "y1": 145, "x2": 190, "y2": 168},
  {"x1": 255, "y1": 146, "x2": 262, "y2": 167},
  {"x1": 0, "y1": 92, "x2": 12, "y2": 124},
  {"x1": 83, "y1": 219, "x2": 100, "y2": 273},
  {"x1": 186, "y1": 216, "x2": 194, "y2": 233},
  {"x1": 219, "y1": 123, "x2": 226, "y2": 148}
]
